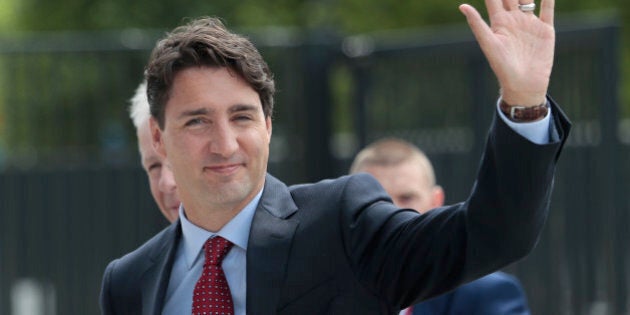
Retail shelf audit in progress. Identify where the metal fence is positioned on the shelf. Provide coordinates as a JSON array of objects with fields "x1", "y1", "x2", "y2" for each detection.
[
  {"x1": 0, "y1": 15, "x2": 625, "y2": 315},
  {"x1": 342, "y1": 17, "x2": 626, "y2": 315}
]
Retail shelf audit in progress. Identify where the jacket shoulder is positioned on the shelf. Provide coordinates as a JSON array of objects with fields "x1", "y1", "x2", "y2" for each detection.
[
  {"x1": 103, "y1": 223, "x2": 177, "y2": 281},
  {"x1": 100, "y1": 223, "x2": 178, "y2": 313},
  {"x1": 450, "y1": 272, "x2": 530, "y2": 314},
  {"x1": 460, "y1": 272, "x2": 524, "y2": 293},
  {"x1": 288, "y1": 173, "x2": 390, "y2": 202}
]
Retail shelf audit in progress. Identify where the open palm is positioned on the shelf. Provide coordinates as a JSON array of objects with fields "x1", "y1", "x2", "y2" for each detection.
[{"x1": 460, "y1": 0, "x2": 555, "y2": 106}]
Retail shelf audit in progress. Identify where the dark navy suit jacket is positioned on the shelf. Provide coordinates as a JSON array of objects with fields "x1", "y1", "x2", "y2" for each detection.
[
  {"x1": 100, "y1": 101, "x2": 569, "y2": 314},
  {"x1": 412, "y1": 272, "x2": 530, "y2": 315}
]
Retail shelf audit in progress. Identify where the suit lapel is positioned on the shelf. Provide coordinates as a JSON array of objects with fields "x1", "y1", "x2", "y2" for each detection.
[
  {"x1": 246, "y1": 174, "x2": 299, "y2": 314},
  {"x1": 140, "y1": 222, "x2": 181, "y2": 315}
]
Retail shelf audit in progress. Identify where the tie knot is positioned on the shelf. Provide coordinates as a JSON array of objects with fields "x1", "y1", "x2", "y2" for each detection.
[{"x1": 203, "y1": 236, "x2": 233, "y2": 266}]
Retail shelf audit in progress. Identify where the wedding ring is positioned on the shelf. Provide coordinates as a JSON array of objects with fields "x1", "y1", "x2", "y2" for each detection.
[{"x1": 518, "y1": 3, "x2": 536, "y2": 12}]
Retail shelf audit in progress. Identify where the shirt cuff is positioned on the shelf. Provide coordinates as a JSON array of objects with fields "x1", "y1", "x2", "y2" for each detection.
[{"x1": 496, "y1": 98, "x2": 553, "y2": 145}]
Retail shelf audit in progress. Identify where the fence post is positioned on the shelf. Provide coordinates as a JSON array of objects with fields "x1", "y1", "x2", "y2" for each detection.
[
  {"x1": 599, "y1": 24, "x2": 625, "y2": 315},
  {"x1": 301, "y1": 31, "x2": 340, "y2": 181}
]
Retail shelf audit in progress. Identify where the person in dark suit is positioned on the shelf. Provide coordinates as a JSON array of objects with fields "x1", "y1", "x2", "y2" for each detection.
[
  {"x1": 100, "y1": 0, "x2": 571, "y2": 313},
  {"x1": 412, "y1": 273, "x2": 529, "y2": 315},
  {"x1": 129, "y1": 80, "x2": 180, "y2": 223},
  {"x1": 350, "y1": 138, "x2": 531, "y2": 315}
]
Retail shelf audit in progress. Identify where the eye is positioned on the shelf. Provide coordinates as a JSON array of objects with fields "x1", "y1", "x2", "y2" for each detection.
[
  {"x1": 147, "y1": 163, "x2": 162, "y2": 173},
  {"x1": 233, "y1": 114, "x2": 253, "y2": 122},
  {"x1": 398, "y1": 194, "x2": 418, "y2": 204},
  {"x1": 185, "y1": 118, "x2": 205, "y2": 127}
]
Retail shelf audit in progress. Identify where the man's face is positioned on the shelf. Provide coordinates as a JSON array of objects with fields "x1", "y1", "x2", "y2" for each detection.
[
  {"x1": 138, "y1": 121, "x2": 180, "y2": 223},
  {"x1": 152, "y1": 66, "x2": 271, "y2": 223},
  {"x1": 362, "y1": 160, "x2": 443, "y2": 214}
]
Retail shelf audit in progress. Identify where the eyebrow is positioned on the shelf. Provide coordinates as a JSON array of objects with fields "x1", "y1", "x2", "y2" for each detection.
[
  {"x1": 228, "y1": 104, "x2": 259, "y2": 114},
  {"x1": 177, "y1": 104, "x2": 260, "y2": 120},
  {"x1": 178, "y1": 108, "x2": 211, "y2": 120}
]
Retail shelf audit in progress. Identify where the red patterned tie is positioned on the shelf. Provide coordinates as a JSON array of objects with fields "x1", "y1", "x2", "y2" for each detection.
[{"x1": 192, "y1": 236, "x2": 234, "y2": 315}]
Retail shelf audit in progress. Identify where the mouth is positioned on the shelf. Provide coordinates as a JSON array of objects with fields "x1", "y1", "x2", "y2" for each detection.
[
  {"x1": 204, "y1": 163, "x2": 243, "y2": 175},
  {"x1": 167, "y1": 200, "x2": 180, "y2": 212}
]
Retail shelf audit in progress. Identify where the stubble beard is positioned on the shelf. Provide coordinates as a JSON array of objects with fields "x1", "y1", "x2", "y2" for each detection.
[{"x1": 203, "y1": 173, "x2": 260, "y2": 212}]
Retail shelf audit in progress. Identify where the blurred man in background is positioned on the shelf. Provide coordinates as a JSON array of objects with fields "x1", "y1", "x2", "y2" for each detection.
[
  {"x1": 351, "y1": 138, "x2": 531, "y2": 315},
  {"x1": 129, "y1": 80, "x2": 180, "y2": 223}
]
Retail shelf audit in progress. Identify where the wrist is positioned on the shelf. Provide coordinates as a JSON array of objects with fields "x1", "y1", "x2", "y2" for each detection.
[
  {"x1": 500, "y1": 88, "x2": 547, "y2": 107},
  {"x1": 499, "y1": 99, "x2": 549, "y2": 123}
]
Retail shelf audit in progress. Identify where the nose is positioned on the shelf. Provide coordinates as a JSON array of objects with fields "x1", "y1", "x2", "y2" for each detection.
[
  {"x1": 159, "y1": 161, "x2": 177, "y2": 193},
  {"x1": 209, "y1": 122, "x2": 238, "y2": 158}
]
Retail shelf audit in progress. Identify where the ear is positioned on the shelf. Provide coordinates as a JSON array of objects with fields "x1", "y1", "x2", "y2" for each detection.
[
  {"x1": 265, "y1": 116, "x2": 272, "y2": 141},
  {"x1": 432, "y1": 185, "x2": 445, "y2": 207},
  {"x1": 150, "y1": 117, "x2": 166, "y2": 158}
]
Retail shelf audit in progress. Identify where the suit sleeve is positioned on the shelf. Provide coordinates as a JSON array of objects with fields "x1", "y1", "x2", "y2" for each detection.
[
  {"x1": 464, "y1": 98, "x2": 569, "y2": 278},
  {"x1": 341, "y1": 98, "x2": 570, "y2": 308}
]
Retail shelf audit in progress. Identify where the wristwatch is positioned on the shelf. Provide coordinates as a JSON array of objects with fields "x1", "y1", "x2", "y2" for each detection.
[{"x1": 499, "y1": 99, "x2": 549, "y2": 122}]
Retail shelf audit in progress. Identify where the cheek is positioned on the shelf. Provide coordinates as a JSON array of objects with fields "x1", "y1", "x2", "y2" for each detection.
[
  {"x1": 169, "y1": 136, "x2": 188, "y2": 152},
  {"x1": 262, "y1": 127, "x2": 273, "y2": 149},
  {"x1": 243, "y1": 130, "x2": 270, "y2": 155},
  {"x1": 417, "y1": 195, "x2": 434, "y2": 212},
  {"x1": 148, "y1": 178, "x2": 162, "y2": 201},
  {"x1": 169, "y1": 135, "x2": 202, "y2": 161}
]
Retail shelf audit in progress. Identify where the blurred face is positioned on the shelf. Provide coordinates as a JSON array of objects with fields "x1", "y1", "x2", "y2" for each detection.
[
  {"x1": 361, "y1": 159, "x2": 444, "y2": 214},
  {"x1": 137, "y1": 121, "x2": 180, "y2": 223},
  {"x1": 152, "y1": 66, "x2": 271, "y2": 226}
]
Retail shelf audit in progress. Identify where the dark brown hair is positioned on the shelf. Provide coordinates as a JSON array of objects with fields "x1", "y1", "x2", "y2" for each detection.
[{"x1": 145, "y1": 17, "x2": 275, "y2": 128}]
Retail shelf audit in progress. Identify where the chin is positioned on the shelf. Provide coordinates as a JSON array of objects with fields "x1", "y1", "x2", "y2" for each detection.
[{"x1": 168, "y1": 209, "x2": 179, "y2": 222}]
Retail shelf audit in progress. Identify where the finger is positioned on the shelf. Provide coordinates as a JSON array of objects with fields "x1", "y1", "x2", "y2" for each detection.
[
  {"x1": 539, "y1": 0, "x2": 555, "y2": 25},
  {"x1": 459, "y1": 4, "x2": 494, "y2": 48},
  {"x1": 517, "y1": 0, "x2": 537, "y2": 15},
  {"x1": 484, "y1": 0, "x2": 504, "y2": 16},
  {"x1": 503, "y1": 0, "x2": 518, "y2": 10},
  {"x1": 518, "y1": 5, "x2": 537, "y2": 16}
]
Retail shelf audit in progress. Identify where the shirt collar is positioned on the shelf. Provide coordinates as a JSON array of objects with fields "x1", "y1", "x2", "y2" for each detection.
[{"x1": 179, "y1": 188, "x2": 262, "y2": 269}]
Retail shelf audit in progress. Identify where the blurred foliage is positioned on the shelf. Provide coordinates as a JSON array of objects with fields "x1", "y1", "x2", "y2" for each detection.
[
  {"x1": 0, "y1": 0, "x2": 620, "y2": 32},
  {"x1": 0, "y1": 0, "x2": 18, "y2": 30}
]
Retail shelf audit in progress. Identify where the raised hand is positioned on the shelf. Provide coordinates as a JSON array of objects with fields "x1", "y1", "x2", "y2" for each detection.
[{"x1": 459, "y1": 0, "x2": 555, "y2": 107}]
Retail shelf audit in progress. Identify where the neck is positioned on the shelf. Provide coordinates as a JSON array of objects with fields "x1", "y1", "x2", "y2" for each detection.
[
  {"x1": 183, "y1": 205, "x2": 243, "y2": 232},
  {"x1": 181, "y1": 186, "x2": 262, "y2": 232}
]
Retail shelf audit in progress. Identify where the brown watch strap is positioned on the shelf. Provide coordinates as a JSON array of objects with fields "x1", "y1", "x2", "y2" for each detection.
[{"x1": 499, "y1": 99, "x2": 549, "y2": 122}]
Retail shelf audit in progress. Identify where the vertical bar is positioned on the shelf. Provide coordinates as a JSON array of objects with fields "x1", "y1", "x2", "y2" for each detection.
[
  {"x1": 598, "y1": 24, "x2": 625, "y2": 315},
  {"x1": 302, "y1": 32, "x2": 338, "y2": 181}
]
